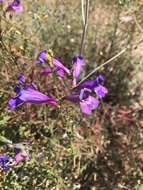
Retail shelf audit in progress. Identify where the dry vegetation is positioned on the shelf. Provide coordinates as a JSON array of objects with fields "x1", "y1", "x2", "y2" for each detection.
[{"x1": 0, "y1": 0, "x2": 143, "y2": 189}]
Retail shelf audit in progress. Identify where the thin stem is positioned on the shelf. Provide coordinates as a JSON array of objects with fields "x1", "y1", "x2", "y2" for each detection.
[
  {"x1": 81, "y1": 0, "x2": 85, "y2": 25},
  {"x1": 79, "y1": 0, "x2": 89, "y2": 56}
]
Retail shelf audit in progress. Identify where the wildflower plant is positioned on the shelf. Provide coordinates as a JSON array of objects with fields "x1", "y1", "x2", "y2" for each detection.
[
  {"x1": 0, "y1": 1, "x2": 109, "y2": 175},
  {"x1": 0, "y1": 0, "x2": 110, "y2": 174},
  {"x1": 0, "y1": 0, "x2": 142, "y2": 189}
]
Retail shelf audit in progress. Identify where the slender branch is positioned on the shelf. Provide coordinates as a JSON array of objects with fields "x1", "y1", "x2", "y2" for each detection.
[{"x1": 79, "y1": 0, "x2": 89, "y2": 56}]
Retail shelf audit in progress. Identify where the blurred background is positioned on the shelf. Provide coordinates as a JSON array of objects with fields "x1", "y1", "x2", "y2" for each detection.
[{"x1": 0, "y1": 0, "x2": 143, "y2": 189}]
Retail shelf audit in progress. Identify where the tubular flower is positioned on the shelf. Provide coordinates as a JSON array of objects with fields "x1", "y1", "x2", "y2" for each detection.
[
  {"x1": 0, "y1": 155, "x2": 12, "y2": 171},
  {"x1": 8, "y1": 86, "x2": 57, "y2": 110},
  {"x1": 79, "y1": 88, "x2": 99, "y2": 115},
  {"x1": 6, "y1": 0, "x2": 23, "y2": 13},
  {"x1": 52, "y1": 58, "x2": 70, "y2": 77},
  {"x1": 77, "y1": 75, "x2": 108, "y2": 99},
  {"x1": 35, "y1": 50, "x2": 70, "y2": 77},
  {"x1": 64, "y1": 88, "x2": 99, "y2": 115},
  {"x1": 8, "y1": 75, "x2": 57, "y2": 110},
  {"x1": 64, "y1": 75, "x2": 108, "y2": 115},
  {"x1": 72, "y1": 55, "x2": 85, "y2": 86},
  {"x1": 77, "y1": 75, "x2": 104, "y2": 90}
]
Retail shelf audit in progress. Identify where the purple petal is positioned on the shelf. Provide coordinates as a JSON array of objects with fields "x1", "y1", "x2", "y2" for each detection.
[
  {"x1": 19, "y1": 87, "x2": 57, "y2": 106},
  {"x1": 52, "y1": 58, "x2": 70, "y2": 75},
  {"x1": 8, "y1": 97, "x2": 24, "y2": 110},
  {"x1": 80, "y1": 101, "x2": 92, "y2": 115},
  {"x1": 14, "y1": 153, "x2": 25, "y2": 164},
  {"x1": 77, "y1": 75, "x2": 104, "y2": 90},
  {"x1": 73, "y1": 56, "x2": 85, "y2": 86},
  {"x1": 35, "y1": 50, "x2": 47, "y2": 64},
  {"x1": 8, "y1": 87, "x2": 57, "y2": 110},
  {"x1": 0, "y1": 155, "x2": 11, "y2": 171},
  {"x1": 94, "y1": 85, "x2": 108, "y2": 98},
  {"x1": 56, "y1": 68, "x2": 65, "y2": 77},
  {"x1": 77, "y1": 80, "x2": 97, "y2": 90},
  {"x1": 18, "y1": 74, "x2": 26, "y2": 84},
  {"x1": 14, "y1": 85, "x2": 21, "y2": 94},
  {"x1": 88, "y1": 96, "x2": 99, "y2": 110},
  {"x1": 79, "y1": 88, "x2": 92, "y2": 100},
  {"x1": 6, "y1": 0, "x2": 23, "y2": 13},
  {"x1": 80, "y1": 96, "x2": 99, "y2": 115},
  {"x1": 95, "y1": 75, "x2": 104, "y2": 85},
  {"x1": 14, "y1": 149, "x2": 30, "y2": 164}
]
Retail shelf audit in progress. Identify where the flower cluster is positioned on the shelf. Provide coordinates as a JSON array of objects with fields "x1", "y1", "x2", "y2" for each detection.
[
  {"x1": 3, "y1": 0, "x2": 108, "y2": 115},
  {"x1": 35, "y1": 50, "x2": 70, "y2": 78},
  {"x1": 64, "y1": 75, "x2": 108, "y2": 115},
  {"x1": 8, "y1": 49, "x2": 108, "y2": 115},
  {"x1": 2, "y1": 0, "x2": 108, "y2": 176}
]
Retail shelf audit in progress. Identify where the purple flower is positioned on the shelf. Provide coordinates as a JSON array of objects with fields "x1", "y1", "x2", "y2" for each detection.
[
  {"x1": 72, "y1": 56, "x2": 85, "y2": 86},
  {"x1": 64, "y1": 75, "x2": 108, "y2": 115},
  {"x1": 6, "y1": 0, "x2": 23, "y2": 13},
  {"x1": 0, "y1": 0, "x2": 4, "y2": 3},
  {"x1": 80, "y1": 95, "x2": 99, "y2": 115},
  {"x1": 77, "y1": 75, "x2": 108, "y2": 99},
  {"x1": 77, "y1": 75, "x2": 104, "y2": 90},
  {"x1": 94, "y1": 85, "x2": 108, "y2": 99},
  {"x1": 8, "y1": 86, "x2": 57, "y2": 110},
  {"x1": 35, "y1": 50, "x2": 47, "y2": 64},
  {"x1": 64, "y1": 88, "x2": 99, "y2": 115},
  {"x1": 14, "y1": 147, "x2": 30, "y2": 165},
  {"x1": 0, "y1": 155, "x2": 11, "y2": 171},
  {"x1": 95, "y1": 75, "x2": 104, "y2": 85},
  {"x1": 35, "y1": 50, "x2": 70, "y2": 77},
  {"x1": 52, "y1": 58, "x2": 70, "y2": 77}
]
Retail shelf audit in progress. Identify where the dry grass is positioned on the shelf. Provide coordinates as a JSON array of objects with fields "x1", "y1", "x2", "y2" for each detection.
[{"x1": 0, "y1": 0, "x2": 143, "y2": 189}]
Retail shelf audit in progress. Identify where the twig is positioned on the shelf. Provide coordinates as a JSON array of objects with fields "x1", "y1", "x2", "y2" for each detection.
[{"x1": 79, "y1": 0, "x2": 90, "y2": 55}]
